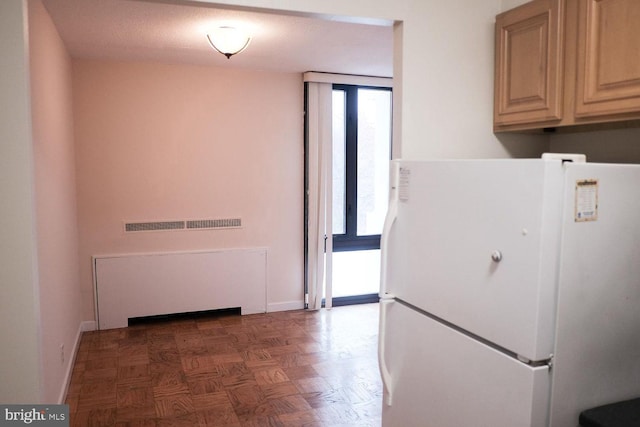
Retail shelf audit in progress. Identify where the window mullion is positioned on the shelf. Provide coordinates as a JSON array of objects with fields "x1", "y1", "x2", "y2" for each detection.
[{"x1": 344, "y1": 86, "x2": 358, "y2": 240}]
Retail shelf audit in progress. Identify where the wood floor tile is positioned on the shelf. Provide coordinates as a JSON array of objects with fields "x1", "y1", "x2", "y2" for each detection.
[
  {"x1": 66, "y1": 304, "x2": 382, "y2": 426},
  {"x1": 114, "y1": 418, "x2": 157, "y2": 427},
  {"x1": 293, "y1": 377, "x2": 331, "y2": 394},
  {"x1": 226, "y1": 384, "x2": 267, "y2": 409},
  {"x1": 276, "y1": 353, "x2": 307, "y2": 369},
  {"x1": 155, "y1": 412, "x2": 199, "y2": 427},
  {"x1": 86, "y1": 357, "x2": 118, "y2": 371},
  {"x1": 78, "y1": 379, "x2": 117, "y2": 410},
  {"x1": 116, "y1": 405, "x2": 156, "y2": 423},
  {"x1": 221, "y1": 372, "x2": 259, "y2": 389},
  {"x1": 196, "y1": 318, "x2": 224, "y2": 330},
  {"x1": 242, "y1": 349, "x2": 272, "y2": 362},
  {"x1": 222, "y1": 360, "x2": 252, "y2": 374},
  {"x1": 149, "y1": 348, "x2": 181, "y2": 364},
  {"x1": 253, "y1": 368, "x2": 289, "y2": 385},
  {"x1": 181, "y1": 354, "x2": 215, "y2": 374},
  {"x1": 276, "y1": 409, "x2": 322, "y2": 426},
  {"x1": 66, "y1": 395, "x2": 79, "y2": 415},
  {"x1": 205, "y1": 340, "x2": 237, "y2": 354},
  {"x1": 269, "y1": 394, "x2": 313, "y2": 415},
  {"x1": 118, "y1": 343, "x2": 149, "y2": 366},
  {"x1": 239, "y1": 415, "x2": 282, "y2": 427},
  {"x1": 117, "y1": 364, "x2": 150, "y2": 384},
  {"x1": 197, "y1": 404, "x2": 241, "y2": 426},
  {"x1": 281, "y1": 365, "x2": 318, "y2": 381},
  {"x1": 72, "y1": 408, "x2": 117, "y2": 427},
  {"x1": 116, "y1": 383, "x2": 154, "y2": 408},
  {"x1": 353, "y1": 400, "x2": 383, "y2": 423},
  {"x1": 191, "y1": 390, "x2": 231, "y2": 410},
  {"x1": 314, "y1": 403, "x2": 361, "y2": 425},
  {"x1": 263, "y1": 345, "x2": 298, "y2": 358},
  {"x1": 302, "y1": 388, "x2": 349, "y2": 409},
  {"x1": 260, "y1": 382, "x2": 300, "y2": 400},
  {"x1": 153, "y1": 392, "x2": 195, "y2": 418},
  {"x1": 186, "y1": 373, "x2": 225, "y2": 395}
]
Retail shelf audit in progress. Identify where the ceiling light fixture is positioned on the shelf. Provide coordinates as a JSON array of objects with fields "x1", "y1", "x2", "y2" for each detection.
[{"x1": 206, "y1": 26, "x2": 251, "y2": 59}]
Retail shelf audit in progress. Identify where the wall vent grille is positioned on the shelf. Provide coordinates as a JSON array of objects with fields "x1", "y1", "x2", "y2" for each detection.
[
  {"x1": 124, "y1": 218, "x2": 241, "y2": 233},
  {"x1": 187, "y1": 218, "x2": 241, "y2": 229},
  {"x1": 125, "y1": 221, "x2": 185, "y2": 232}
]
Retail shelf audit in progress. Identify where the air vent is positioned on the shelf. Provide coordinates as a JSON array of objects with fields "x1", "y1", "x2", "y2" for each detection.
[
  {"x1": 124, "y1": 218, "x2": 242, "y2": 233},
  {"x1": 125, "y1": 221, "x2": 185, "y2": 232},
  {"x1": 187, "y1": 218, "x2": 241, "y2": 230}
]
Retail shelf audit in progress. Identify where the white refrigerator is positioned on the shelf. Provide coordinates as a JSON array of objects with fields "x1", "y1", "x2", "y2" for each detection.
[{"x1": 378, "y1": 155, "x2": 640, "y2": 427}]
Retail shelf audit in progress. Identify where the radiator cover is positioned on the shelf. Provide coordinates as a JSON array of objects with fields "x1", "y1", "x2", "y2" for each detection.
[{"x1": 93, "y1": 248, "x2": 267, "y2": 330}]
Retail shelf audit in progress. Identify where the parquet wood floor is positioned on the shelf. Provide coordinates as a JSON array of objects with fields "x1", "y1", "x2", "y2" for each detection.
[{"x1": 65, "y1": 303, "x2": 382, "y2": 426}]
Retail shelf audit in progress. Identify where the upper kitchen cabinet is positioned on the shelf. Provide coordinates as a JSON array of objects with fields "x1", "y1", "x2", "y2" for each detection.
[
  {"x1": 494, "y1": 0, "x2": 564, "y2": 128},
  {"x1": 494, "y1": 0, "x2": 640, "y2": 132},
  {"x1": 575, "y1": 0, "x2": 640, "y2": 119}
]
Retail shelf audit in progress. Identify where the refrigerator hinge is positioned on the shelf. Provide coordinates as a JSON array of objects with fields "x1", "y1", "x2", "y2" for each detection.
[
  {"x1": 541, "y1": 153, "x2": 587, "y2": 164},
  {"x1": 516, "y1": 353, "x2": 554, "y2": 370}
]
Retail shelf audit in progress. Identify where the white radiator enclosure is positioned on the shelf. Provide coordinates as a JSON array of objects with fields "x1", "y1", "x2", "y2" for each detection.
[{"x1": 93, "y1": 248, "x2": 267, "y2": 330}]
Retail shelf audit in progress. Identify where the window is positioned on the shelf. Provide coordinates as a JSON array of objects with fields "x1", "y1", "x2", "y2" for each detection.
[
  {"x1": 303, "y1": 76, "x2": 392, "y2": 308},
  {"x1": 332, "y1": 85, "x2": 392, "y2": 252}
]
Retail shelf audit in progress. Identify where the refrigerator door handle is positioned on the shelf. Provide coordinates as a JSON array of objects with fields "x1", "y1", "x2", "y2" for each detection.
[
  {"x1": 378, "y1": 298, "x2": 394, "y2": 406},
  {"x1": 380, "y1": 195, "x2": 398, "y2": 299}
]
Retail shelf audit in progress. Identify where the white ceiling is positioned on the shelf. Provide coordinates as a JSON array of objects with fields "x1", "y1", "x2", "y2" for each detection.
[{"x1": 41, "y1": 0, "x2": 394, "y2": 77}]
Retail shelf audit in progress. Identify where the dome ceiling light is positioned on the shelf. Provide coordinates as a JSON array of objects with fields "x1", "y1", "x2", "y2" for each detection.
[{"x1": 206, "y1": 26, "x2": 251, "y2": 59}]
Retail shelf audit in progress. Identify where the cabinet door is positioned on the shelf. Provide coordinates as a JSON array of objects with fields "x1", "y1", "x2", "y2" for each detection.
[
  {"x1": 575, "y1": 0, "x2": 640, "y2": 118},
  {"x1": 494, "y1": 0, "x2": 564, "y2": 127}
]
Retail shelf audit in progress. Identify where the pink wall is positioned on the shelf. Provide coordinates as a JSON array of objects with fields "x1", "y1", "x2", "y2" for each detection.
[
  {"x1": 29, "y1": 0, "x2": 84, "y2": 402},
  {"x1": 73, "y1": 59, "x2": 304, "y2": 317}
]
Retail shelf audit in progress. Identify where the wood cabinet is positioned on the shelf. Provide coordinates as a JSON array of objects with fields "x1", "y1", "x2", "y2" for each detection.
[
  {"x1": 575, "y1": 0, "x2": 640, "y2": 118},
  {"x1": 494, "y1": 0, "x2": 563, "y2": 128},
  {"x1": 494, "y1": 0, "x2": 640, "y2": 132}
]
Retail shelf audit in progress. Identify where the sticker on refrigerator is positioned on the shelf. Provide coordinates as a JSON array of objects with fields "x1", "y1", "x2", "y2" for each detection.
[
  {"x1": 399, "y1": 167, "x2": 411, "y2": 202},
  {"x1": 575, "y1": 179, "x2": 598, "y2": 222}
]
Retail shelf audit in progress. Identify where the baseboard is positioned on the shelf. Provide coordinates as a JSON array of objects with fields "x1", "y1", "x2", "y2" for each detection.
[
  {"x1": 57, "y1": 320, "x2": 96, "y2": 404},
  {"x1": 81, "y1": 320, "x2": 96, "y2": 332},
  {"x1": 267, "y1": 300, "x2": 305, "y2": 312}
]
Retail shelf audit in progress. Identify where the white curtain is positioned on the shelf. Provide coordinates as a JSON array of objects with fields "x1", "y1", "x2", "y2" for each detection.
[{"x1": 306, "y1": 81, "x2": 333, "y2": 310}]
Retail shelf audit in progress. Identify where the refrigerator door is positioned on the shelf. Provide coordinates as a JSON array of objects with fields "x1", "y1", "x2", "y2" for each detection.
[
  {"x1": 383, "y1": 159, "x2": 565, "y2": 362},
  {"x1": 380, "y1": 301, "x2": 550, "y2": 427},
  {"x1": 550, "y1": 163, "x2": 640, "y2": 427}
]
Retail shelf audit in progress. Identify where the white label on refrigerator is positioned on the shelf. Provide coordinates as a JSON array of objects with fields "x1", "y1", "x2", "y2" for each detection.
[
  {"x1": 399, "y1": 167, "x2": 411, "y2": 202},
  {"x1": 575, "y1": 179, "x2": 598, "y2": 222}
]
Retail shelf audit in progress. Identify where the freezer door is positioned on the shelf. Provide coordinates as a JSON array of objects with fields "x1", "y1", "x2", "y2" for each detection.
[
  {"x1": 550, "y1": 163, "x2": 640, "y2": 427},
  {"x1": 380, "y1": 301, "x2": 550, "y2": 427},
  {"x1": 383, "y1": 159, "x2": 565, "y2": 361}
]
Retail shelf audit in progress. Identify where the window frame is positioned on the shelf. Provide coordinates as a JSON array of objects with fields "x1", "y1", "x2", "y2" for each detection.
[{"x1": 331, "y1": 84, "x2": 392, "y2": 253}]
